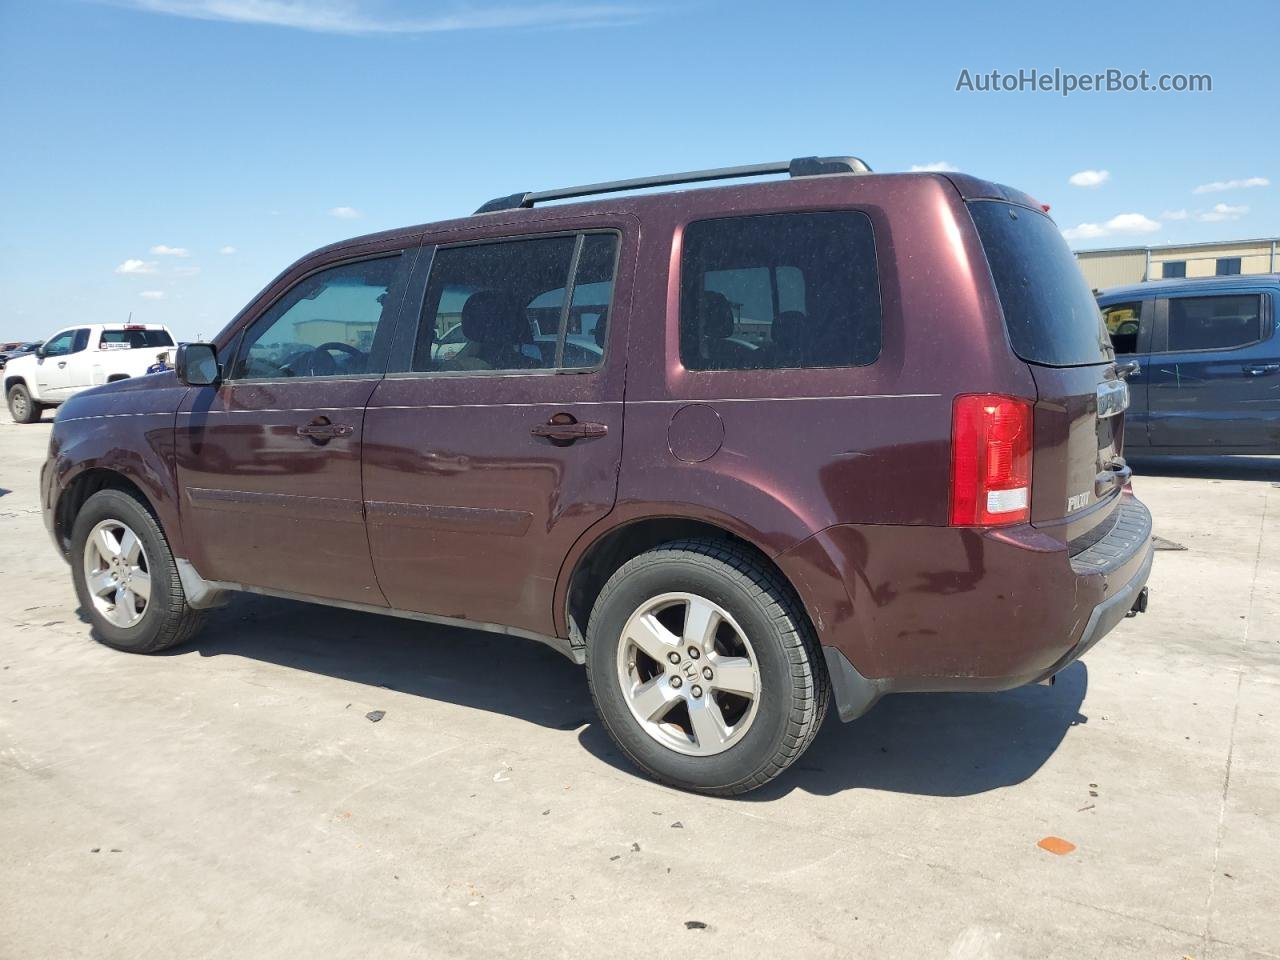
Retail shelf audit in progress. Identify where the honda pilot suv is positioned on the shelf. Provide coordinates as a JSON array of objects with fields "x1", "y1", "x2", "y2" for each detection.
[{"x1": 42, "y1": 157, "x2": 1153, "y2": 795}]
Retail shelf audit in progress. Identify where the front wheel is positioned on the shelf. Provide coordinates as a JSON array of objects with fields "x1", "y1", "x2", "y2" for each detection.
[
  {"x1": 70, "y1": 488, "x2": 207, "y2": 653},
  {"x1": 7, "y1": 383, "x2": 42, "y2": 423},
  {"x1": 586, "y1": 539, "x2": 829, "y2": 795}
]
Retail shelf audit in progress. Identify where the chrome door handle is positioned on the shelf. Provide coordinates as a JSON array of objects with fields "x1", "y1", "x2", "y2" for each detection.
[
  {"x1": 1243, "y1": 363, "x2": 1280, "y2": 376},
  {"x1": 57, "y1": 361, "x2": 67, "y2": 369},
  {"x1": 1115, "y1": 360, "x2": 1141, "y2": 379}
]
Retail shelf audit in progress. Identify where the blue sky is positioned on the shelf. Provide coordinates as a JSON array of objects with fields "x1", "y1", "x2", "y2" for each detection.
[{"x1": 1, "y1": 0, "x2": 1275, "y2": 342}]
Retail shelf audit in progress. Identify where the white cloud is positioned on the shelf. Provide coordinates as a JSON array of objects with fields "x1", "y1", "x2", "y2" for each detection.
[
  {"x1": 219, "y1": 245, "x2": 237, "y2": 255},
  {"x1": 1159, "y1": 209, "x2": 1188, "y2": 221},
  {"x1": 111, "y1": 1, "x2": 645, "y2": 34},
  {"x1": 1061, "y1": 212, "x2": 1160, "y2": 242},
  {"x1": 1061, "y1": 222, "x2": 1108, "y2": 241},
  {"x1": 139, "y1": 290, "x2": 166, "y2": 300},
  {"x1": 150, "y1": 244, "x2": 190, "y2": 257},
  {"x1": 115, "y1": 258, "x2": 158, "y2": 274},
  {"x1": 1068, "y1": 169, "x2": 1110, "y2": 188},
  {"x1": 329, "y1": 205, "x2": 362, "y2": 219},
  {"x1": 1197, "y1": 202, "x2": 1248, "y2": 222},
  {"x1": 1192, "y1": 176, "x2": 1269, "y2": 194},
  {"x1": 910, "y1": 161, "x2": 958, "y2": 172}
]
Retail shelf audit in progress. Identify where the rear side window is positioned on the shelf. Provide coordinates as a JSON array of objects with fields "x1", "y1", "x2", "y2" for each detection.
[
  {"x1": 679, "y1": 212, "x2": 881, "y2": 371},
  {"x1": 99, "y1": 329, "x2": 175, "y2": 349},
  {"x1": 1166, "y1": 294, "x2": 1263, "y2": 352},
  {"x1": 413, "y1": 232, "x2": 618, "y2": 374},
  {"x1": 969, "y1": 200, "x2": 1113, "y2": 367}
]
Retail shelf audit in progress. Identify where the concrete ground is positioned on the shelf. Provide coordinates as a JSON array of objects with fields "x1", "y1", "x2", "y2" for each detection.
[{"x1": 1, "y1": 409, "x2": 1277, "y2": 960}]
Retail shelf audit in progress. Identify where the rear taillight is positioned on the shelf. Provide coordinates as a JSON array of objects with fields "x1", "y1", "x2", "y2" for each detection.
[{"x1": 950, "y1": 394, "x2": 1033, "y2": 526}]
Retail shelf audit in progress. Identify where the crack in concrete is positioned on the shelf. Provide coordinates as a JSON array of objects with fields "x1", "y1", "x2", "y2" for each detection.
[{"x1": 1202, "y1": 485, "x2": 1269, "y2": 959}]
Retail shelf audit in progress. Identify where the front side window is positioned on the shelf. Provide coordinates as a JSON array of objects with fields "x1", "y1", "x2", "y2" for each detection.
[
  {"x1": 1167, "y1": 294, "x2": 1263, "y2": 352},
  {"x1": 679, "y1": 212, "x2": 881, "y2": 371},
  {"x1": 1162, "y1": 261, "x2": 1187, "y2": 279},
  {"x1": 1101, "y1": 301, "x2": 1143, "y2": 355},
  {"x1": 413, "y1": 232, "x2": 618, "y2": 373},
  {"x1": 40, "y1": 329, "x2": 77, "y2": 357},
  {"x1": 229, "y1": 255, "x2": 404, "y2": 380}
]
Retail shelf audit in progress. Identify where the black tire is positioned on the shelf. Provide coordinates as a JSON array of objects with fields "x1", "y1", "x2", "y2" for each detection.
[
  {"x1": 7, "y1": 383, "x2": 42, "y2": 423},
  {"x1": 586, "y1": 538, "x2": 829, "y2": 796},
  {"x1": 70, "y1": 488, "x2": 207, "y2": 653}
]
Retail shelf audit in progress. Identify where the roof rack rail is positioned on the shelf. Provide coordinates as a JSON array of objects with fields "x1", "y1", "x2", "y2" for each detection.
[{"x1": 474, "y1": 155, "x2": 871, "y2": 215}]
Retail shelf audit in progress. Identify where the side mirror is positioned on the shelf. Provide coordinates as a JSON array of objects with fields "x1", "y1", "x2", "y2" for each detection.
[
  {"x1": 176, "y1": 342, "x2": 221, "y2": 386},
  {"x1": 34, "y1": 344, "x2": 47, "y2": 358}
]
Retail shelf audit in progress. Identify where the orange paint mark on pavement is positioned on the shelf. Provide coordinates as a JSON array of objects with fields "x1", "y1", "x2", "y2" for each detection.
[{"x1": 1038, "y1": 836, "x2": 1076, "y2": 855}]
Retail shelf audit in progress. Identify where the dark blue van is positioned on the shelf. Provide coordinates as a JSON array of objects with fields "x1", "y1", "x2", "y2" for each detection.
[{"x1": 1097, "y1": 275, "x2": 1280, "y2": 454}]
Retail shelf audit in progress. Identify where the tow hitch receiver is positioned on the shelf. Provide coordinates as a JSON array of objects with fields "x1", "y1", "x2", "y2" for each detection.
[{"x1": 1126, "y1": 586, "x2": 1150, "y2": 618}]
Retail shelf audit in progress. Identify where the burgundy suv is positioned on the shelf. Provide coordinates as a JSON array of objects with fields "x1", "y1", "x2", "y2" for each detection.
[{"x1": 42, "y1": 157, "x2": 1153, "y2": 795}]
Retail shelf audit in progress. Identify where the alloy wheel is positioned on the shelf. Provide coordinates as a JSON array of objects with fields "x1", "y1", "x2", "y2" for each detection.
[
  {"x1": 615, "y1": 592, "x2": 761, "y2": 756},
  {"x1": 82, "y1": 518, "x2": 152, "y2": 628}
]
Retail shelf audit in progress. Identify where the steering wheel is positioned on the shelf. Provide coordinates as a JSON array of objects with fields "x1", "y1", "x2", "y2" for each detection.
[{"x1": 279, "y1": 341, "x2": 365, "y2": 377}]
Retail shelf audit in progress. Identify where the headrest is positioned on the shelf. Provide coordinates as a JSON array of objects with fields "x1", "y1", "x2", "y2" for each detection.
[
  {"x1": 773, "y1": 310, "x2": 807, "y2": 351},
  {"x1": 461, "y1": 291, "x2": 513, "y2": 343},
  {"x1": 593, "y1": 309, "x2": 609, "y2": 348},
  {"x1": 699, "y1": 290, "x2": 734, "y2": 341}
]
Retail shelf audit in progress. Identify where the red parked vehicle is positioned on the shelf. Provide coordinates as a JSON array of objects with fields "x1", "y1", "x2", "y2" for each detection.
[{"x1": 42, "y1": 157, "x2": 1153, "y2": 794}]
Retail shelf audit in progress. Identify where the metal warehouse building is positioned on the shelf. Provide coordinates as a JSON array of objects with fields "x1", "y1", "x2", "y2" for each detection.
[{"x1": 1075, "y1": 237, "x2": 1279, "y2": 291}]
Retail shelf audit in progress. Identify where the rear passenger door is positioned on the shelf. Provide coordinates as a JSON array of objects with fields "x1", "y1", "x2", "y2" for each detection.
[
  {"x1": 1100, "y1": 298, "x2": 1154, "y2": 447},
  {"x1": 1147, "y1": 291, "x2": 1280, "y2": 449},
  {"x1": 362, "y1": 222, "x2": 633, "y2": 639}
]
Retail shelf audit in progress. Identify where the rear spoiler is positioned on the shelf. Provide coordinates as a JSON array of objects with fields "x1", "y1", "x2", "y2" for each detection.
[{"x1": 941, "y1": 173, "x2": 1046, "y2": 214}]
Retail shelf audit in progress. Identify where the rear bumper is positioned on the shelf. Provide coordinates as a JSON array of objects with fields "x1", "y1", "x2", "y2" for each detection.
[{"x1": 780, "y1": 493, "x2": 1154, "y2": 721}]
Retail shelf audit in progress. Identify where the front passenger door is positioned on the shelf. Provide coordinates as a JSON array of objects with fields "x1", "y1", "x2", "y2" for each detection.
[{"x1": 175, "y1": 247, "x2": 416, "y2": 604}]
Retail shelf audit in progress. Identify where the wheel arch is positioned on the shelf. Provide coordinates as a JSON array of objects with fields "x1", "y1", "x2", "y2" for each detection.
[
  {"x1": 557, "y1": 512, "x2": 815, "y2": 657},
  {"x1": 54, "y1": 468, "x2": 162, "y2": 557},
  {"x1": 5, "y1": 374, "x2": 28, "y2": 396}
]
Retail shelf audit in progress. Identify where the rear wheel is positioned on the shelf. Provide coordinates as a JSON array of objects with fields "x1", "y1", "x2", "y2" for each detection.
[
  {"x1": 586, "y1": 538, "x2": 828, "y2": 795},
  {"x1": 7, "y1": 383, "x2": 42, "y2": 423},
  {"x1": 70, "y1": 489, "x2": 207, "y2": 653}
]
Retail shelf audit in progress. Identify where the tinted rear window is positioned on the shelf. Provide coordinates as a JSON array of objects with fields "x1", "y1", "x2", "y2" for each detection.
[
  {"x1": 100, "y1": 329, "x2": 175, "y2": 348},
  {"x1": 969, "y1": 200, "x2": 1112, "y2": 367}
]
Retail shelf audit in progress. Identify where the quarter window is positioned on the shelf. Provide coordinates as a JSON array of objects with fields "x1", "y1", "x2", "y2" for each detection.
[
  {"x1": 1101, "y1": 301, "x2": 1143, "y2": 355},
  {"x1": 1166, "y1": 294, "x2": 1263, "y2": 352},
  {"x1": 678, "y1": 212, "x2": 882, "y2": 371},
  {"x1": 229, "y1": 255, "x2": 405, "y2": 380},
  {"x1": 413, "y1": 232, "x2": 618, "y2": 373}
]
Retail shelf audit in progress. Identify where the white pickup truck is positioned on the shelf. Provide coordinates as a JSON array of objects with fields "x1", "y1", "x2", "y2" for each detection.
[{"x1": 4, "y1": 323, "x2": 176, "y2": 423}]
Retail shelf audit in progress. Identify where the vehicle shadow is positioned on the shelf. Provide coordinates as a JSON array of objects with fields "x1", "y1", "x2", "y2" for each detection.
[
  {"x1": 737, "y1": 662, "x2": 1088, "y2": 800},
  {"x1": 1129, "y1": 454, "x2": 1280, "y2": 482},
  {"x1": 175, "y1": 593, "x2": 1086, "y2": 800}
]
